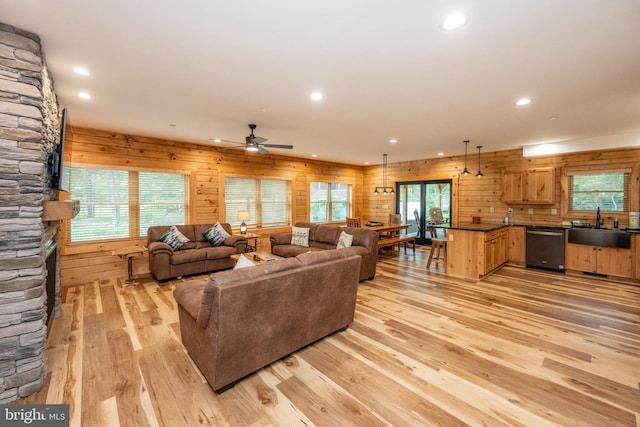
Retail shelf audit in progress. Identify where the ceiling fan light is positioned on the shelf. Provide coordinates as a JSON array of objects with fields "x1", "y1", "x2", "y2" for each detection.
[{"x1": 246, "y1": 145, "x2": 259, "y2": 152}]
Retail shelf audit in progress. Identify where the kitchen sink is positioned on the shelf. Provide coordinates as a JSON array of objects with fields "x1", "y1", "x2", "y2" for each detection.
[{"x1": 567, "y1": 228, "x2": 631, "y2": 249}]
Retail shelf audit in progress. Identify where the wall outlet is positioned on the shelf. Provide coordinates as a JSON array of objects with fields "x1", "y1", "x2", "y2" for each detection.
[
  {"x1": 448, "y1": 234, "x2": 454, "y2": 241},
  {"x1": 528, "y1": 208, "x2": 534, "y2": 214},
  {"x1": 489, "y1": 207, "x2": 495, "y2": 213},
  {"x1": 382, "y1": 204, "x2": 389, "y2": 209},
  {"x1": 551, "y1": 208, "x2": 557, "y2": 215},
  {"x1": 507, "y1": 208, "x2": 513, "y2": 214}
]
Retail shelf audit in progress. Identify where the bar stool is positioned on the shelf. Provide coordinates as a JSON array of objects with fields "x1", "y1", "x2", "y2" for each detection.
[{"x1": 426, "y1": 226, "x2": 447, "y2": 270}]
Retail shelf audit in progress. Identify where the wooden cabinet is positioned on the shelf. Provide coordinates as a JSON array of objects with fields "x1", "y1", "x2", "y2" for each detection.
[
  {"x1": 447, "y1": 227, "x2": 509, "y2": 280},
  {"x1": 502, "y1": 167, "x2": 554, "y2": 204},
  {"x1": 508, "y1": 226, "x2": 526, "y2": 264},
  {"x1": 484, "y1": 229, "x2": 508, "y2": 273},
  {"x1": 634, "y1": 235, "x2": 640, "y2": 280},
  {"x1": 565, "y1": 243, "x2": 632, "y2": 278}
]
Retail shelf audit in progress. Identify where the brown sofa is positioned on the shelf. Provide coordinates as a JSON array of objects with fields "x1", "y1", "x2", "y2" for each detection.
[
  {"x1": 269, "y1": 222, "x2": 378, "y2": 281},
  {"x1": 173, "y1": 249, "x2": 361, "y2": 392},
  {"x1": 147, "y1": 223, "x2": 247, "y2": 281}
]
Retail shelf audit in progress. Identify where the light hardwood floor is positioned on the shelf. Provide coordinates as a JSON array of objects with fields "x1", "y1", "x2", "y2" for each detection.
[{"x1": 19, "y1": 247, "x2": 640, "y2": 426}]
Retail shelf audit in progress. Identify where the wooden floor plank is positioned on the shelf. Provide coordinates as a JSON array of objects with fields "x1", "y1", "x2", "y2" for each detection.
[{"x1": 18, "y1": 249, "x2": 640, "y2": 426}]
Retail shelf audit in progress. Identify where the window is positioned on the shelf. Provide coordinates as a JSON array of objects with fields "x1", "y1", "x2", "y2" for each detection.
[
  {"x1": 310, "y1": 182, "x2": 352, "y2": 222},
  {"x1": 224, "y1": 177, "x2": 291, "y2": 228},
  {"x1": 68, "y1": 168, "x2": 189, "y2": 242},
  {"x1": 568, "y1": 171, "x2": 629, "y2": 212}
]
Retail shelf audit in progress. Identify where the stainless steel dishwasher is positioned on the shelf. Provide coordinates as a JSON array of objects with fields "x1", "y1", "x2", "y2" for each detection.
[{"x1": 525, "y1": 226, "x2": 566, "y2": 272}]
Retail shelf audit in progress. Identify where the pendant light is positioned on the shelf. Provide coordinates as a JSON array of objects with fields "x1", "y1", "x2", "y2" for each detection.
[
  {"x1": 374, "y1": 153, "x2": 395, "y2": 195},
  {"x1": 462, "y1": 140, "x2": 470, "y2": 176},
  {"x1": 476, "y1": 145, "x2": 484, "y2": 177}
]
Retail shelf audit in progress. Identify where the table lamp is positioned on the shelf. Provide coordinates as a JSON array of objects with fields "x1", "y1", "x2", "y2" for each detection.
[{"x1": 237, "y1": 211, "x2": 250, "y2": 235}]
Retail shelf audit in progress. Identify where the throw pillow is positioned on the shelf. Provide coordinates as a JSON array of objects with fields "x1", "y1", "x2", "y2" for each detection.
[
  {"x1": 291, "y1": 226, "x2": 310, "y2": 247},
  {"x1": 203, "y1": 222, "x2": 231, "y2": 247},
  {"x1": 337, "y1": 231, "x2": 353, "y2": 249},
  {"x1": 233, "y1": 254, "x2": 255, "y2": 269},
  {"x1": 158, "y1": 225, "x2": 190, "y2": 251}
]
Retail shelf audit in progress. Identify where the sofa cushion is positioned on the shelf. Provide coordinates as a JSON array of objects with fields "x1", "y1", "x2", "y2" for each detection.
[
  {"x1": 272, "y1": 245, "x2": 323, "y2": 258},
  {"x1": 170, "y1": 249, "x2": 206, "y2": 265},
  {"x1": 159, "y1": 225, "x2": 190, "y2": 251},
  {"x1": 337, "y1": 231, "x2": 353, "y2": 249},
  {"x1": 201, "y1": 245, "x2": 236, "y2": 260},
  {"x1": 291, "y1": 226, "x2": 310, "y2": 247},
  {"x1": 296, "y1": 248, "x2": 358, "y2": 267},
  {"x1": 204, "y1": 222, "x2": 231, "y2": 247},
  {"x1": 315, "y1": 225, "x2": 342, "y2": 245}
]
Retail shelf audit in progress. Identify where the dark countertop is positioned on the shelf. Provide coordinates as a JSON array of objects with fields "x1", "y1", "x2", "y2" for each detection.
[
  {"x1": 444, "y1": 223, "x2": 640, "y2": 234},
  {"x1": 448, "y1": 223, "x2": 509, "y2": 232}
]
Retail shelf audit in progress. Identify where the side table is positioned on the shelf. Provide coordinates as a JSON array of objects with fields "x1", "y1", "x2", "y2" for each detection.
[
  {"x1": 240, "y1": 232, "x2": 259, "y2": 252},
  {"x1": 111, "y1": 246, "x2": 148, "y2": 284}
]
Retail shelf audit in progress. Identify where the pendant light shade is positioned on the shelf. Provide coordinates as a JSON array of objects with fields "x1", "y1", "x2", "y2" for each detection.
[
  {"x1": 462, "y1": 140, "x2": 470, "y2": 175},
  {"x1": 476, "y1": 145, "x2": 484, "y2": 177},
  {"x1": 374, "y1": 153, "x2": 395, "y2": 195}
]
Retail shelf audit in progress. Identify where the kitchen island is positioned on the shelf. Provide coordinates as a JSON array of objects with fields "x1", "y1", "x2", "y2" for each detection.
[{"x1": 446, "y1": 223, "x2": 510, "y2": 280}]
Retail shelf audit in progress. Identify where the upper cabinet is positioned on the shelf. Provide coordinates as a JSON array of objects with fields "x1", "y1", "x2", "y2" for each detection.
[{"x1": 502, "y1": 167, "x2": 554, "y2": 204}]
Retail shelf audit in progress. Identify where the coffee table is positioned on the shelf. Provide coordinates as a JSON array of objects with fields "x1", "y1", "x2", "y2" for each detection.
[{"x1": 230, "y1": 251, "x2": 282, "y2": 267}]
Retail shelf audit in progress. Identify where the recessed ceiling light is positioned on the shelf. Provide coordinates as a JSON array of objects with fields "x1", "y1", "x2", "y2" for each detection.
[
  {"x1": 169, "y1": 124, "x2": 176, "y2": 127},
  {"x1": 311, "y1": 154, "x2": 318, "y2": 158},
  {"x1": 389, "y1": 138, "x2": 398, "y2": 144},
  {"x1": 549, "y1": 115, "x2": 559, "y2": 120},
  {"x1": 364, "y1": 162, "x2": 370, "y2": 165},
  {"x1": 73, "y1": 66, "x2": 89, "y2": 76},
  {"x1": 437, "y1": 152, "x2": 444, "y2": 156},
  {"x1": 78, "y1": 92, "x2": 91, "y2": 99},
  {"x1": 515, "y1": 98, "x2": 531, "y2": 106},
  {"x1": 441, "y1": 12, "x2": 468, "y2": 31},
  {"x1": 310, "y1": 91, "x2": 323, "y2": 101},
  {"x1": 211, "y1": 138, "x2": 222, "y2": 143}
]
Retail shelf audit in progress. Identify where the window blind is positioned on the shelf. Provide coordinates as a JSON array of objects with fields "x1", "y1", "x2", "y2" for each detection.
[
  {"x1": 568, "y1": 171, "x2": 630, "y2": 212},
  {"x1": 68, "y1": 168, "x2": 189, "y2": 242},
  {"x1": 224, "y1": 177, "x2": 291, "y2": 227}
]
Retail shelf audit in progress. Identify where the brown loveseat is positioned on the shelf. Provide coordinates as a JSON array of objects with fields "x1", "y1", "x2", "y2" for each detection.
[
  {"x1": 147, "y1": 223, "x2": 247, "y2": 281},
  {"x1": 269, "y1": 222, "x2": 378, "y2": 281},
  {"x1": 173, "y1": 249, "x2": 361, "y2": 392}
]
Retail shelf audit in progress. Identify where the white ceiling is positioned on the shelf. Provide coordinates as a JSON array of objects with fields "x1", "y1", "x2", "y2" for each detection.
[{"x1": 3, "y1": 0, "x2": 640, "y2": 165}]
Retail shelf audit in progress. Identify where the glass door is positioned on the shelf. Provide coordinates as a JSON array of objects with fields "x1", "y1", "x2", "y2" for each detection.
[{"x1": 397, "y1": 180, "x2": 452, "y2": 245}]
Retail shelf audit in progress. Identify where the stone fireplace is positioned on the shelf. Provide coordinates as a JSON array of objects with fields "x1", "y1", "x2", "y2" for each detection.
[{"x1": 0, "y1": 22, "x2": 62, "y2": 403}]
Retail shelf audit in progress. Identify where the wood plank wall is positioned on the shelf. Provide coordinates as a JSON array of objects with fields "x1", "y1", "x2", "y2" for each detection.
[
  {"x1": 60, "y1": 127, "x2": 363, "y2": 286},
  {"x1": 60, "y1": 126, "x2": 640, "y2": 286},
  {"x1": 366, "y1": 147, "x2": 640, "y2": 228}
]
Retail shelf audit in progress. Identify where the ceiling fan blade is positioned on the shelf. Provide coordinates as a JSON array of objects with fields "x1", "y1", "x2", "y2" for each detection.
[
  {"x1": 257, "y1": 146, "x2": 269, "y2": 155},
  {"x1": 262, "y1": 144, "x2": 293, "y2": 149},
  {"x1": 252, "y1": 136, "x2": 268, "y2": 144}
]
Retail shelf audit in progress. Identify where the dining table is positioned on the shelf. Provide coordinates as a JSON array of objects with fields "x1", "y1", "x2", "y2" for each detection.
[{"x1": 363, "y1": 222, "x2": 410, "y2": 237}]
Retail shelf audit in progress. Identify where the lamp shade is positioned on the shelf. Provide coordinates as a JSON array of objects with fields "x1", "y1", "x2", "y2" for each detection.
[{"x1": 238, "y1": 211, "x2": 250, "y2": 235}]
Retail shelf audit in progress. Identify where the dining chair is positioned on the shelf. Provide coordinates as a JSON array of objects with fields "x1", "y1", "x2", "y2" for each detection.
[
  {"x1": 413, "y1": 209, "x2": 422, "y2": 236},
  {"x1": 346, "y1": 217, "x2": 361, "y2": 228}
]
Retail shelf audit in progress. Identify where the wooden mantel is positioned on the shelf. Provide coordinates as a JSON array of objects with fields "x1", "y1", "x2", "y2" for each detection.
[{"x1": 42, "y1": 200, "x2": 80, "y2": 221}]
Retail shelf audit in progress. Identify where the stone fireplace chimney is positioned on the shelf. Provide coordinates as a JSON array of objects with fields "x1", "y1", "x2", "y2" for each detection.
[{"x1": 0, "y1": 22, "x2": 62, "y2": 403}]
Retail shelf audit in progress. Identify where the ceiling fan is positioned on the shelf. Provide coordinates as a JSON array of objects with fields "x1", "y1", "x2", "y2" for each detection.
[{"x1": 243, "y1": 124, "x2": 293, "y2": 154}]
